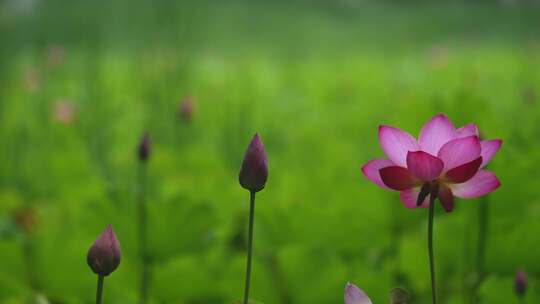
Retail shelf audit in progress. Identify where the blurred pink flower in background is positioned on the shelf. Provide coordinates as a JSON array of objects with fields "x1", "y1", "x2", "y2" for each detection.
[
  {"x1": 46, "y1": 44, "x2": 65, "y2": 68},
  {"x1": 178, "y1": 96, "x2": 196, "y2": 122},
  {"x1": 344, "y1": 282, "x2": 372, "y2": 304},
  {"x1": 427, "y1": 44, "x2": 451, "y2": 70},
  {"x1": 362, "y1": 114, "x2": 501, "y2": 212},
  {"x1": 51, "y1": 100, "x2": 77, "y2": 124},
  {"x1": 24, "y1": 68, "x2": 41, "y2": 92}
]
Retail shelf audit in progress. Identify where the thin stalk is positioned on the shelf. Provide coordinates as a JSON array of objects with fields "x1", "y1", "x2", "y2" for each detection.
[
  {"x1": 476, "y1": 197, "x2": 489, "y2": 280},
  {"x1": 428, "y1": 194, "x2": 437, "y2": 304},
  {"x1": 243, "y1": 191, "x2": 256, "y2": 304},
  {"x1": 467, "y1": 196, "x2": 490, "y2": 303},
  {"x1": 389, "y1": 204, "x2": 403, "y2": 285},
  {"x1": 137, "y1": 163, "x2": 150, "y2": 304},
  {"x1": 96, "y1": 275, "x2": 104, "y2": 304},
  {"x1": 22, "y1": 232, "x2": 38, "y2": 292},
  {"x1": 269, "y1": 254, "x2": 292, "y2": 304}
]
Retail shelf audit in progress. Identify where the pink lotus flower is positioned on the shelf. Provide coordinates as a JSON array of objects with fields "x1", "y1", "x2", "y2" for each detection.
[
  {"x1": 344, "y1": 282, "x2": 372, "y2": 304},
  {"x1": 362, "y1": 114, "x2": 501, "y2": 212}
]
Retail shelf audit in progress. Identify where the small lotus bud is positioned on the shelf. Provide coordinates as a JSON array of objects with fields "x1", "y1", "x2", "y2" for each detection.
[
  {"x1": 87, "y1": 224, "x2": 121, "y2": 276},
  {"x1": 178, "y1": 97, "x2": 195, "y2": 122},
  {"x1": 515, "y1": 269, "x2": 527, "y2": 297},
  {"x1": 138, "y1": 133, "x2": 151, "y2": 162},
  {"x1": 239, "y1": 134, "x2": 268, "y2": 192},
  {"x1": 390, "y1": 288, "x2": 409, "y2": 304}
]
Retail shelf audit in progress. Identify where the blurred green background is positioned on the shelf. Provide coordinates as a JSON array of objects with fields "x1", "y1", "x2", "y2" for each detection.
[{"x1": 1, "y1": 0, "x2": 540, "y2": 303}]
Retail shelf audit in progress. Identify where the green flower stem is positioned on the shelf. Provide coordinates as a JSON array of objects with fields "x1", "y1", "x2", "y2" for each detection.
[
  {"x1": 243, "y1": 190, "x2": 256, "y2": 304},
  {"x1": 428, "y1": 194, "x2": 437, "y2": 304},
  {"x1": 476, "y1": 197, "x2": 489, "y2": 285},
  {"x1": 137, "y1": 163, "x2": 151, "y2": 304},
  {"x1": 96, "y1": 275, "x2": 104, "y2": 304},
  {"x1": 22, "y1": 233, "x2": 38, "y2": 292}
]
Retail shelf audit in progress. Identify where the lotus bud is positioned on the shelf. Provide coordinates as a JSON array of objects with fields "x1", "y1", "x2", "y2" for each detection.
[
  {"x1": 87, "y1": 224, "x2": 121, "y2": 276},
  {"x1": 138, "y1": 133, "x2": 151, "y2": 162},
  {"x1": 515, "y1": 269, "x2": 527, "y2": 297},
  {"x1": 239, "y1": 134, "x2": 268, "y2": 192},
  {"x1": 390, "y1": 288, "x2": 409, "y2": 304},
  {"x1": 178, "y1": 97, "x2": 195, "y2": 122}
]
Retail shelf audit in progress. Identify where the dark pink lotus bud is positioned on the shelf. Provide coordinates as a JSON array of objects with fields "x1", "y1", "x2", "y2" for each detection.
[
  {"x1": 138, "y1": 133, "x2": 151, "y2": 162},
  {"x1": 87, "y1": 225, "x2": 121, "y2": 276},
  {"x1": 239, "y1": 134, "x2": 268, "y2": 192},
  {"x1": 178, "y1": 97, "x2": 196, "y2": 122},
  {"x1": 515, "y1": 269, "x2": 527, "y2": 297}
]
